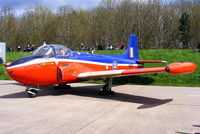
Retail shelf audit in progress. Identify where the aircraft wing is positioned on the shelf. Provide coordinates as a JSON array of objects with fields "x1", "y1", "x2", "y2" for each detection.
[{"x1": 78, "y1": 62, "x2": 197, "y2": 79}]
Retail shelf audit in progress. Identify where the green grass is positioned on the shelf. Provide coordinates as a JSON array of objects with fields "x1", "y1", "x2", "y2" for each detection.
[{"x1": 0, "y1": 50, "x2": 199, "y2": 87}]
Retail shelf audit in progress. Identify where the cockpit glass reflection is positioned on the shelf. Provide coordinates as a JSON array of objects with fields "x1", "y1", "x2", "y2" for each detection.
[{"x1": 54, "y1": 46, "x2": 71, "y2": 57}]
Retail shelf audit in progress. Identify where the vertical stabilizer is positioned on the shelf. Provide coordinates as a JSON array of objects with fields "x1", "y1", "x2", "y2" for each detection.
[{"x1": 123, "y1": 34, "x2": 139, "y2": 60}]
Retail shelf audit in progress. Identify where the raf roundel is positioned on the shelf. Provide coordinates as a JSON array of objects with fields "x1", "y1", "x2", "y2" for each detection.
[{"x1": 112, "y1": 61, "x2": 118, "y2": 70}]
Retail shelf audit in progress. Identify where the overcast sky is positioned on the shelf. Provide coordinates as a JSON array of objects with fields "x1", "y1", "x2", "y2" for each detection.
[{"x1": 0, "y1": 0, "x2": 101, "y2": 15}]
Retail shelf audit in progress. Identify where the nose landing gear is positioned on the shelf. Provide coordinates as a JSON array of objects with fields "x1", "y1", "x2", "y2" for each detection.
[{"x1": 25, "y1": 87, "x2": 38, "y2": 98}]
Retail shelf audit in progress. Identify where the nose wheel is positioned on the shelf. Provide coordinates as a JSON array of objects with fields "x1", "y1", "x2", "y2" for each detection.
[{"x1": 25, "y1": 87, "x2": 38, "y2": 98}]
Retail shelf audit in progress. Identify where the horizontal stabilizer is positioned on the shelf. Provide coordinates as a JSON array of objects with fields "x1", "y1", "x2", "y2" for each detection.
[{"x1": 137, "y1": 60, "x2": 167, "y2": 64}]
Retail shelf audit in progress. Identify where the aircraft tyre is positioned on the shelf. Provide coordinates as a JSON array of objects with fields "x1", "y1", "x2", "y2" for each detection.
[
  {"x1": 27, "y1": 89, "x2": 38, "y2": 98},
  {"x1": 98, "y1": 89, "x2": 115, "y2": 96}
]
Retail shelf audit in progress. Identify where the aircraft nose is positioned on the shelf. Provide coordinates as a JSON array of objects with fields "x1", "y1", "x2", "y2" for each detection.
[{"x1": 7, "y1": 67, "x2": 26, "y2": 82}]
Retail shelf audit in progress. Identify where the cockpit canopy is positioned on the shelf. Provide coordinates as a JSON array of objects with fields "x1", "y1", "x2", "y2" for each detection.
[
  {"x1": 8, "y1": 44, "x2": 71, "y2": 67},
  {"x1": 33, "y1": 44, "x2": 71, "y2": 58}
]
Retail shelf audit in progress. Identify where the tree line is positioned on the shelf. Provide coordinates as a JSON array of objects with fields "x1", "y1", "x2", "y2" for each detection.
[{"x1": 0, "y1": 0, "x2": 200, "y2": 51}]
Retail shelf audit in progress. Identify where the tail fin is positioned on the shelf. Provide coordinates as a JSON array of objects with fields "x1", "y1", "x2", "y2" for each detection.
[{"x1": 123, "y1": 34, "x2": 139, "y2": 60}]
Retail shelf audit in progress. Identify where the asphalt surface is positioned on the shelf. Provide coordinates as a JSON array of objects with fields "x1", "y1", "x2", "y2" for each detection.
[{"x1": 0, "y1": 80, "x2": 200, "y2": 134}]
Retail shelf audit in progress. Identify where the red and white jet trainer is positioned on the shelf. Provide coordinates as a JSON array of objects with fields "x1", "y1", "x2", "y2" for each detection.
[{"x1": 5, "y1": 34, "x2": 197, "y2": 97}]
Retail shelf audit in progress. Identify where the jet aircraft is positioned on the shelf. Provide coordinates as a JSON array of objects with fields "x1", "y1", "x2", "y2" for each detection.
[{"x1": 5, "y1": 34, "x2": 197, "y2": 97}]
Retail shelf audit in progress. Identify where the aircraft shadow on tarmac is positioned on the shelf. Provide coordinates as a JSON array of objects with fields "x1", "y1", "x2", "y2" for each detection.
[
  {"x1": 176, "y1": 132, "x2": 199, "y2": 134},
  {"x1": 0, "y1": 84, "x2": 173, "y2": 109},
  {"x1": 193, "y1": 125, "x2": 200, "y2": 128},
  {"x1": 175, "y1": 125, "x2": 200, "y2": 134}
]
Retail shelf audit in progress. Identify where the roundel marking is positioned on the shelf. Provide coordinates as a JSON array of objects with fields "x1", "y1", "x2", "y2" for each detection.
[{"x1": 112, "y1": 61, "x2": 118, "y2": 70}]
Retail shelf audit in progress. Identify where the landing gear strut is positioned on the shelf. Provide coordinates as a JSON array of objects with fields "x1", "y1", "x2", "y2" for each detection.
[
  {"x1": 25, "y1": 86, "x2": 38, "y2": 98},
  {"x1": 98, "y1": 77, "x2": 115, "y2": 96}
]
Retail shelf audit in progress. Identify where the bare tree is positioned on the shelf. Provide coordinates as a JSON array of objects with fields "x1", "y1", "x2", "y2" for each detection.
[{"x1": 0, "y1": 0, "x2": 199, "y2": 50}]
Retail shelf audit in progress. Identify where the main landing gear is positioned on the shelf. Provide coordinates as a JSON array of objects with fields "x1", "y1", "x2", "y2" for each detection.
[
  {"x1": 25, "y1": 87, "x2": 38, "y2": 98},
  {"x1": 98, "y1": 77, "x2": 115, "y2": 96},
  {"x1": 54, "y1": 84, "x2": 71, "y2": 89}
]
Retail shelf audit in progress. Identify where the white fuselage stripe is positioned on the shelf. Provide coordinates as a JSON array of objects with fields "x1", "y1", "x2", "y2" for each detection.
[
  {"x1": 7, "y1": 58, "x2": 142, "y2": 69},
  {"x1": 78, "y1": 70, "x2": 124, "y2": 78}
]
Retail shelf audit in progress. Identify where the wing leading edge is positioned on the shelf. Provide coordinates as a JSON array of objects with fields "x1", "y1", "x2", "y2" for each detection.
[{"x1": 78, "y1": 62, "x2": 197, "y2": 79}]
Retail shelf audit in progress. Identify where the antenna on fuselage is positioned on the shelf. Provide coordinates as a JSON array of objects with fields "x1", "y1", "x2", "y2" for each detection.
[{"x1": 43, "y1": 41, "x2": 47, "y2": 46}]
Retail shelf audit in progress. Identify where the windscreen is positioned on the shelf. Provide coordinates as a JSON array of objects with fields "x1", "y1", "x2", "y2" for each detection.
[{"x1": 33, "y1": 45, "x2": 54, "y2": 57}]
